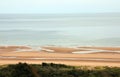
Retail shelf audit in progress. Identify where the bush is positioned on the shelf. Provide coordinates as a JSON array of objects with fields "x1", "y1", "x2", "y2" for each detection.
[{"x1": 0, "y1": 63, "x2": 120, "y2": 77}]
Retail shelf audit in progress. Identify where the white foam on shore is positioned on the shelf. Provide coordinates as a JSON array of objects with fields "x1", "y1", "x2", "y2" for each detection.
[
  {"x1": 41, "y1": 48, "x2": 55, "y2": 52},
  {"x1": 15, "y1": 46, "x2": 42, "y2": 52},
  {"x1": 4, "y1": 45, "x2": 119, "y2": 54},
  {"x1": 15, "y1": 46, "x2": 55, "y2": 52},
  {"x1": 72, "y1": 49, "x2": 108, "y2": 54}
]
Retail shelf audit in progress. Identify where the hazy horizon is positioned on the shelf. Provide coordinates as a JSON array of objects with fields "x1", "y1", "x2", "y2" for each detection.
[{"x1": 0, "y1": 0, "x2": 120, "y2": 14}]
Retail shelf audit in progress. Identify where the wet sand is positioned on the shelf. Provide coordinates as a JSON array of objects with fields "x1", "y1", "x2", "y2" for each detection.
[{"x1": 0, "y1": 46, "x2": 120, "y2": 67}]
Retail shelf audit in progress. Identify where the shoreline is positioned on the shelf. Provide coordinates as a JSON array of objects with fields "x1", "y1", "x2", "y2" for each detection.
[{"x1": 0, "y1": 45, "x2": 120, "y2": 67}]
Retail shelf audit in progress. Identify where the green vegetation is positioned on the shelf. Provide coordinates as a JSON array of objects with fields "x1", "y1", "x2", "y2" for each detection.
[{"x1": 0, "y1": 62, "x2": 120, "y2": 77}]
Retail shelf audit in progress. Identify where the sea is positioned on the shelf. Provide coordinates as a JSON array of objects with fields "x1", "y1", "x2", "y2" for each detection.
[{"x1": 0, "y1": 13, "x2": 120, "y2": 47}]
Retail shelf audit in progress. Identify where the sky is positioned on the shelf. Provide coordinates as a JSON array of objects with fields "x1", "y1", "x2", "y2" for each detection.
[{"x1": 0, "y1": 0, "x2": 120, "y2": 14}]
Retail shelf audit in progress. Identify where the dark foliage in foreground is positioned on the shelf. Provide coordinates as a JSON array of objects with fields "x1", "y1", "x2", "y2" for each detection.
[{"x1": 0, "y1": 62, "x2": 120, "y2": 77}]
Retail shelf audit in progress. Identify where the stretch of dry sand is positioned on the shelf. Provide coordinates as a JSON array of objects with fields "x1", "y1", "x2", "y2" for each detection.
[{"x1": 0, "y1": 46, "x2": 120, "y2": 67}]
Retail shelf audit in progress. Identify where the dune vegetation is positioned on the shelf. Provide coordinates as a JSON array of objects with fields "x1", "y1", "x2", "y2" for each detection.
[{"x1": 0, "y1": 62, "x2": 120, "y2": 77}]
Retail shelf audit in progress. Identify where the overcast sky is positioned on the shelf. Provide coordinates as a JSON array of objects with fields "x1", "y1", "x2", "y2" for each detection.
[{"x1": 0, "y1": 0, "x2": 120, "y2": 14}]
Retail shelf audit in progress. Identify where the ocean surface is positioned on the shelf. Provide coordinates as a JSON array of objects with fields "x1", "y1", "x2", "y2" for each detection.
[{"x1": 0, "y1": 14, "x2": 120, "y2": 46}]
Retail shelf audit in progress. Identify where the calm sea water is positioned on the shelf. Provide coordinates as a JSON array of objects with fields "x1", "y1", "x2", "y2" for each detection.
[{"x1": 0, "y1": 14, "x2": 120, "y2": 46}]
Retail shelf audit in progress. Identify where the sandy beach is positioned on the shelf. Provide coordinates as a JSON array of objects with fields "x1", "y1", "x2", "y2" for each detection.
[{"x1": 0, "y1": 46, "x2": 120, "y2": 67}]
